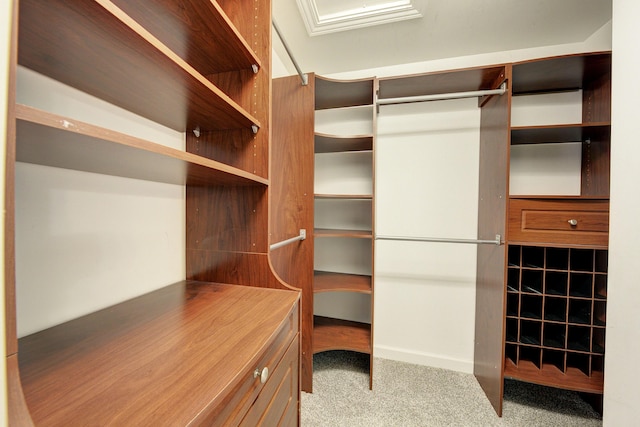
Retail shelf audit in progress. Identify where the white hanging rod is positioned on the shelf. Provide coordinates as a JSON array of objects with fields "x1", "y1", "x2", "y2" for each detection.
[
  {"x1": 272, "y1": 20, "x2": 308, "y2": 86},
  {"x1": 376, "y1": 234, "x2": 502, "y2": 246},
  {"x1": 377, "y1": 82, "x2": 507, "y2": 106},
  {"x1": 270, "y1": 229, "x2": 307, "y2": 251}
]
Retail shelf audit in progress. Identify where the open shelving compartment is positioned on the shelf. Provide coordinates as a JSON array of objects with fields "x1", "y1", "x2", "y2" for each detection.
[{"x1": 312, "y1": 75, "x2": 376, "y2": 389}]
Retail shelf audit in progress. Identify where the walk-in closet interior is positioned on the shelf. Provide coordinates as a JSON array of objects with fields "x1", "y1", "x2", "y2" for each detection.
[{"x1": 2, "y1": 0, "x2": 636, "y2": 425}]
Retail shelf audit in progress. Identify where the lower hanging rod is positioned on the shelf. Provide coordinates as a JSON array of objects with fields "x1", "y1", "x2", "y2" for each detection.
[
  {"x1": 377, "y1": 82, "x2": 507, "y2": 106},
  {"x1": 270, "y1": 229, "x2": 307, "y2": 251},
  {"x1": 376, "y1": 234, "x2": 502, "y2": 246}
]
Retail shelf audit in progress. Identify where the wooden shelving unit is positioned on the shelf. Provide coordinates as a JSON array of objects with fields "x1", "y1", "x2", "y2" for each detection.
[
  {"x1": 7, "y1": 0, "x2": 301, "y2": 424},
  {"x1": 312, "y1": 75, "x2": 376, "y2": 389},
  {"x1": 503, "y1": 52, "x2": 612, "y2": 402}
]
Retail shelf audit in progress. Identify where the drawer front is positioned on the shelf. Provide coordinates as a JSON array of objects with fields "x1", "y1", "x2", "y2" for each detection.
[
  {"x1": 240, "y1": 335, "x2": 300, "y2": 427},
  {"x1": 509, "y1": 199, "x2": 609, "y2": 247},
  {"x1": 203, "y1": 301, "x2": 300, "y2": 426}
]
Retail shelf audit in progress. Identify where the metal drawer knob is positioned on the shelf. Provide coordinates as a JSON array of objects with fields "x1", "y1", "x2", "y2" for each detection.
[
  {"x1": 568, "y1": 219, "x2": 578, "y2": 226},
  {"x1": 254, "y1": 367, "x2": 269, "y2": 384}
]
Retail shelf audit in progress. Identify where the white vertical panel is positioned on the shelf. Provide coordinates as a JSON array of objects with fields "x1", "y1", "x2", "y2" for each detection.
[
  {"x1": 604, "y1": 0, "x2": 640, "y2": 423},
  {"x1": 374, "y1": 97, "x2": 481, "y2": 372}
]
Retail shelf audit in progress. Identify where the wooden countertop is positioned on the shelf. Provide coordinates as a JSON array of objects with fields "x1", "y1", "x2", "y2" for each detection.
[{"x1": 18, "y1": 281, "x2": 300, "y2": 425}]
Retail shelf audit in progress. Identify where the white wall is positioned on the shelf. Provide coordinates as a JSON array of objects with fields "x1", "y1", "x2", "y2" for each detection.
[
  {"x1": 603, "y1": 0, "x2": 640, "y2": 424},
  {"x1": 374, "y1": 97, "x2": 481, "y2": 371},
  {"x1": 14, "y1": 68, "x2": 185, "y2": 336}
]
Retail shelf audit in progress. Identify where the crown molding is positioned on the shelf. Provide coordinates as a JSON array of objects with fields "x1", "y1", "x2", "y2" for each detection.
[{"x1": 296, "y1": 0, "x2": 423, "y2": 36}]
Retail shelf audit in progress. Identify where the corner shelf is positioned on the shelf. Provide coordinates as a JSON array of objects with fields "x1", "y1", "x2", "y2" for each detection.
[
  {"x1": 313, "y1": 316, "x2": 371, "y2": 354},
  {"x1": 314, "y1": 133, "x2": 373, "y2": 153},
  {"x1": 314, "y1": 271, "x2": 372, "y2": 294}
]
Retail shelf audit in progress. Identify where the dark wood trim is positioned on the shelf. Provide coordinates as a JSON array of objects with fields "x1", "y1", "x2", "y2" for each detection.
[
  {"x1": 271, "y1": 74, "x2": 316, "y2": 393},
  {"x1": 474, "y1": 66, "x2": 511, "y2": 417}
]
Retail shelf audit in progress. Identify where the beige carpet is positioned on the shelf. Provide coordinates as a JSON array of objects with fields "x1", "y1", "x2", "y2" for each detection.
[{"x1": 301, "y1": 351, "x2": 602, "y2": 427}]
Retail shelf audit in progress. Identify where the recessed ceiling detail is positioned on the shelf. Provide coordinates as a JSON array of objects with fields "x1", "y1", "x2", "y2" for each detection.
[{"x1": 296, "y1": 0, "x2": 424, "y2": 36}]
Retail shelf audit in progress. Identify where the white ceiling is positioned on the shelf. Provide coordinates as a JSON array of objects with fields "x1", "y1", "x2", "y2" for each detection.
[{"x1": 272, "y1": 0, "x2": 612, "y2": 76}]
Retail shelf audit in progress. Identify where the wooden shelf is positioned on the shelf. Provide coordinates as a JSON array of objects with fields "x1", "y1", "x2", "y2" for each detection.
[
  {"x1": 314, "y1": 271, "x2": 372, "y2": 294},
  {"x1": 378, "y1": 65, "x2": 506, "y2": 100},
  {"x1": 313, "y1": 316, "x2": 371, "y2": 354},
  {"x1": 315, "y1": 133, "x2": 373, "y2": 153},
  {"x1": 511, "y1": 123, "x2": 611, "y2": 145},
  {"x1": 108, "y1": 0, "x2": 261, "y2": 74},
  {"x1": 15, "y1": 104, "x2": 268, "y2": 186},
  {"x1": 315, "y1": 76, "x2": 374, "y2": 110},
  {"x1": 18, "y1": 0, "x2": 259, "y2": 133},
  {"x1": 18, "y1": 281, "x2": 300, "y2": 425},
  {"x1": 314, "y1": 194, "x2": 372, "y2": 200},
  {"x1": 512, "y1": 52, "x2": 612, "y2": 95},
  {"x1": 314, "y1": 228, "x2": 373, "y2": 238}
]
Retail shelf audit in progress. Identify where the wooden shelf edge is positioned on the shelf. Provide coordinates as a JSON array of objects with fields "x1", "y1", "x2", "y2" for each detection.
[
  {"x1": 314, "y1": 228, "x2": 373, "y2": 238},
  {"x1": 314, "y1": 132, "x2": 373, "y2": 140},
  {"x1": 15, "y1": 104, "x2": 268, "y2": 186},
  {"x1": 313, "y1": 316, "x2": 371, "y2": 354},
  {"x1": 509, "y1": 195, "x2": 610, "y2": 200},
  {"x1": 504, "y1": 358, "x2": 603, "y2": 394},
  {"x1": 314, "y1": 194, "x2": 372, "y2": 199},
  {"x1": 314, "y1": 271, "x2": 372, "y2": 294}
]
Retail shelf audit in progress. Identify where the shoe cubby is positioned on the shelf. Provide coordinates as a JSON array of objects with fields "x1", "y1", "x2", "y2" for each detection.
[{"x1": 503, "y1": 244, "x2": 608, "y2": 393}]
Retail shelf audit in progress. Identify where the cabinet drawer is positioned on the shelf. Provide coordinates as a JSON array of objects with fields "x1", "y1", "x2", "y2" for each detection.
[
  {"x1": 240, "y1": 335, "x2": 299, "y2": 427},
  {"x1": 204, "y1": 301, "x2": 299, "y2": 426},
  {"x1": 509, "y1": 199, "x2": 609, "y2": 247}
]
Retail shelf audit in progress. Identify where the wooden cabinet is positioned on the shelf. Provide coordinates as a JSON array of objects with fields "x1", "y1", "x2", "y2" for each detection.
[
  {"x1": 18, "y1": 283, "x2": 299, "y2": 426},
  {"x1": 501, "y1": 52, "x2": 611, "y2": 406},
  {"x1": 6, "y1": 0, "x2": 301, "y2": 424}
]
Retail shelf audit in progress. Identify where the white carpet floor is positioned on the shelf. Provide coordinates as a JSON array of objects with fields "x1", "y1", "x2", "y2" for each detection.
[{"x1": 301, "y1": 351, "x2": 602, "y2": 427}]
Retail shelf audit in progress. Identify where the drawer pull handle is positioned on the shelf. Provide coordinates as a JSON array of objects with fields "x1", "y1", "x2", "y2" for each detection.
[
  {"x1": 568, "y1": 219, "x2": 578, "y2": 226},
  {"x1": 254, "y1": 367, "x2": 269, "y2": 384}
]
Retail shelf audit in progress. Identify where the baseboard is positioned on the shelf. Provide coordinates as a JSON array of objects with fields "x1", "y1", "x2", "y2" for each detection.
[{"x1": 374, "y1": 344, "x2": 473, "y2": 374}]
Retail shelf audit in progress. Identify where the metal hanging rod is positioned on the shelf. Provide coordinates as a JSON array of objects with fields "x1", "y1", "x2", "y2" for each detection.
[
  {"x1": 270, "y1": 229, "x2": 307, "y2": 251},
  {"x1": 377, "y1": 82, "x2": 507, "y2": 106},
  {"x1": 376, "y1": 234, "x2": 502, "y2": 246},
  {"x1": 272, "y1": 20, "x2": 308, "y2": 86}
]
